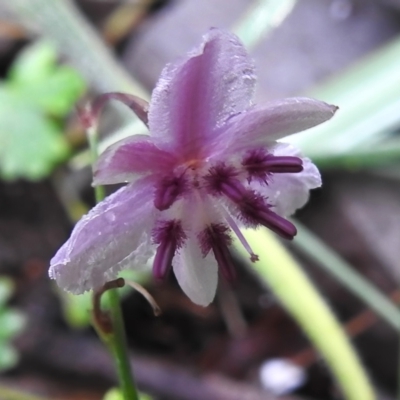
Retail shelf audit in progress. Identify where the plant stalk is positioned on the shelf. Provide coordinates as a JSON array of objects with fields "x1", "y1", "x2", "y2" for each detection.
[
  {"x1": 87, "y1": 126, "x2": 139, "y2": 400},
  {"x1": 235, "y1": 228, "x2": 375, "y2": 400}
]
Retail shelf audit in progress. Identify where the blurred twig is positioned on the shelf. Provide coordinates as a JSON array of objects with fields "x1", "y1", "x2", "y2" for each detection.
[
  {"x1": 5, "y1": 0, "x2": 147, "y2": 97},
  {"x1": 102, "y1": 0, "x2": 154, "y2": 45}
]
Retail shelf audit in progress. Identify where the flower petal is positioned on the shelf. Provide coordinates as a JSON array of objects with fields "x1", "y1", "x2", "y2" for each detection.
[
  {"x1": 173, "y1": 235, "x2": 218, "y2": 306},
  {"x1": 212, "y1": 98, "x2": 337, "y2": 155},
  {"x1": 259, "y1": 143, "x2": 321, "y2": 216},
  {"x1": 93, "y1": 135, "x2": 177, "y2": 185},
  {"x1": 148, "y1": 29, "x2": 256, "y2": 157},
  {"x1": 49, "y1": 178, "x2": 157, "y2": 294}
]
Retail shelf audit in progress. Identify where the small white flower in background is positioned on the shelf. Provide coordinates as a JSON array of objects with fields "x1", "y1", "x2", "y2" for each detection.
[{"x1": 259, "y1": 358, "x2": 307, "y2": 395}]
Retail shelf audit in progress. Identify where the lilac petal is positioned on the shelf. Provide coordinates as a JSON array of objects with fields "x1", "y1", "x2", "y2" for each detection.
[
  {"x1": 148, "y1": 29, "x2": 256, "y2": 157},
  {"x1": 212, "y1": 98, "x2": 338, "y2": 154},
  {"x1": 259, "y1": 143, "x2": 321, "y2": 217},
  {"x1": 93, "y1": 135, "x2": 177, "y2": 185},
  {"x1": 173, "y1": 235, "x2": 218, "y2": 306},
  {"x1": 49, "y1": 178, "x2": 157, "y2": 294}
]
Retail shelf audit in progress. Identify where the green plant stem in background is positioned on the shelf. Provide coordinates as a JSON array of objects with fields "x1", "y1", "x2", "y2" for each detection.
[
  {"x1": 312, "y1": 139, "x2": 400, "y2": 170},
  {"x1": 87, "y1": 126, "x2": 106, "y2": 203},
  {"x1": 235, "y1": 228, "x2": 375, "y2": 400},
  {"x1": 292, "y1": 220, "x2": 400, "y2": 330},
  {"x1": 288, "y1": 35, "x2": 400, "y2": 159},
  {"x1": 87, "y1": 127, "x2": 139, "y2": 400},
  {"x1": 4, "y1": 0, "x2": 146, "y2": 96},
  {"x1": 233, "y1": 0, "x2": 297, "y2": 49},
  {"x1": 5, "y1": 0, "x2": 147, "y2": 132}
]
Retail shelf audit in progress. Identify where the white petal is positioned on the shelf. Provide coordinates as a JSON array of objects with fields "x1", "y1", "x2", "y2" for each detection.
[
  {"x1": 173, "y1": 236, "x2": 218, "y2": 306},
  {"x1": 49, "y1": 178, "x2": 157, "y2": 294},
  {"x1": 260, "y1": 143, "x2": 321, "y2": 216}
]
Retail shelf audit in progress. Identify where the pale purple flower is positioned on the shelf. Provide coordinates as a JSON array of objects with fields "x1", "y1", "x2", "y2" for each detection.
[{"x1": 49, "y1": 29, "x2": 337, "y2": 306}]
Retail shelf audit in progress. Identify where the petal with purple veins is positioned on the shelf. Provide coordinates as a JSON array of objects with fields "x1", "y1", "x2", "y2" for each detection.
[
  {"x1": 173, "y1": 235, "x2": 218, "y2": 306},
  {"x1": 148, "y1": 29, "x2": 256, "y2": 157},
  {"x1": 93, "y1": 135, "x2": 177, "y2": 185},
  {"x1": 49, "y1": 178, "x2": 157, "y2": 294},
  {"x1": 211, "y1": 98, "x2": 337, "y2": 155}
]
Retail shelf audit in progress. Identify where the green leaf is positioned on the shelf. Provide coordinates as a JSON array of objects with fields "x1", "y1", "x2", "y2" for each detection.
[
  {"x1": 0, "y1": 87, "x2": 70, "y2": 180},
  {"x1": 103, "y1": 388, "x2": 123, "y2": 400},
  {"x1": 0, "y1": 343, "x2": 18, "y2": 371},
  {"x1": 0, "y1": 40, "x2": 85, "y2": 180},
  {"x1": 8, "y1": 41, "x2": 57, "y2": 85},
  {"x1": 0, "y1": 278, "x2": 13, "y2": 307},
  {"x1": 59, "y1": 290, "x2": 92, "y2": 329},
  {"x1": 103, "y1": 388, "x2": 153, "y2": 400},
  {"x1": 0, "y1": 310, "x2": 26, "y2": 340},
  {"x1": 12, "y1": 66, "x2": 85, "y2": 117}
]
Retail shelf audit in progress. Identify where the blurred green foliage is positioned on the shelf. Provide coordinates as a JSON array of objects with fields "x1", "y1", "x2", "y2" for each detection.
[
  {"x1": 0, "y1": 277, "x2": 26, "y2": 371},
  {"x1": 0, "y1": 40, "x2": 85, "y2": 180},
  {"x1": 103, "y1": 387, "x2": 152, "y2": 400}
]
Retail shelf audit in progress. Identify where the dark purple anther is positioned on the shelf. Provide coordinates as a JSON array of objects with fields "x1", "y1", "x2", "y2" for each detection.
[
  {"x1": 236, "y1": 192, "x2": 297, "y2": 240},
  {"x1": 199, "y1": 224, "x2": 236, "y2": 281},
  {"x1": 153, "y1": 239, "x2": 176, "y2": 280},
  {"x1": 242, "y1": 149, "x2": 303, "y2": 181},
  {"x1": 154, "y1": 175, "x2": 186, "y2": 211},
  {"x1": 256, "y1": 209, "x2": 297, "y2": 240},
  {"x1": 152, "y1": 220, "x2": 186, "y2": 280}
]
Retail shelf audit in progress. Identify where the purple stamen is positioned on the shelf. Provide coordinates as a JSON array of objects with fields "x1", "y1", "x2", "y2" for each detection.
[
  {"x1": 153, "y1": 239, "x2": 176, "y2": 280},
  {"x1": 233, "y1": 191, "x2": 297, "y2": 240},
  {"x1": 154, "y1": 175, "x2": 186, "y2": 211},
  {"x1": 256, "y1": 209, "x2": 297, "y2": 240},
  {"x1": 152, "y1": 220, "x2": 186, "y2": 280},
  {"x1": 198, "y1": 224, "x2": 236, "y2": 281},
  {"x1": 224, "y1": 212, "x2": 259, "y2": 262},
  {"x1": 204, "y1": 163, "x2": 247, "y2": 202},
  {"x1": 242, "y1": 149, "x2": 303, "y2": 182}
]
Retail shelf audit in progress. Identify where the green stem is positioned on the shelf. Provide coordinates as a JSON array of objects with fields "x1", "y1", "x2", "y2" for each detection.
[
  {"x1": 87, "y1": 127, "x2": 139, "y2": 400},
  {"x1": 236, "y1": 228, "x2": 375, "y2": 400},
  {"x1": 106, "y1": 289, "x2": 139, "y2": 400}
]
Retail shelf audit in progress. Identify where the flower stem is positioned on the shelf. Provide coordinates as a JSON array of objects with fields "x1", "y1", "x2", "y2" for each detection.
[
  {"x1": 236, "y1": 228, "x2": 375, "y2": 400},
  {"x1": 87, "y1": 127, "x2": 139, "y2": 400},
  {"x1": 106, "y1": 288, "x2": 140, "y2": 400}
]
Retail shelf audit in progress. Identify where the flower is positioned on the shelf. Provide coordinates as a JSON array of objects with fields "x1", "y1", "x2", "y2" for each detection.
[{"x1": 49, "y1": 29, "x2": 337, "y2": 306}]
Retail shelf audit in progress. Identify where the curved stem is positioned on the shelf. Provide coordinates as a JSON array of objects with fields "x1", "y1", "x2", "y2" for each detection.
[{"x1": 235, "y1": 228, "x2": 375, "y2": 400}]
